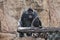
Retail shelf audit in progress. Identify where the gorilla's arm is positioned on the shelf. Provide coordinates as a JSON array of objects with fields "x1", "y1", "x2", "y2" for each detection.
[
  {"x1": 39, "y1": 18, "x2": 42, "y2": 27},
  {"x1": 33, "y1": 17, "x2": 42, "y2": 27},
  {"x1": 20, "y1": 12, "x2": 26, "y2": 27}
]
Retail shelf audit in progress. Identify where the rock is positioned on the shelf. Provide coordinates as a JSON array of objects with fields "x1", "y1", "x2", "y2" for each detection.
[
  {"x1": 1, "y1": 14, "x2": 17, "y2": 33},
  {"x1": 48, "y1": 0, "x2": 60, "y2": 27},
  {"x1": 0, "y1": 1, "x2": 4, "y2": 32},
  {"x1": 0, "y1": 33, "x2": 16, "y2": 40},
  {"x1": 14, "y1": 37, "x2": 35, "y2": 40},
  {"x1": 36, "y1": 38, "x2": 45, "y2": 40}
]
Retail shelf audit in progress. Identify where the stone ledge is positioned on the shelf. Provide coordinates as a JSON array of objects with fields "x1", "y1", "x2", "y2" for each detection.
[{"x1": 0, "y1": 32, "x2": 45, "y2": 40}]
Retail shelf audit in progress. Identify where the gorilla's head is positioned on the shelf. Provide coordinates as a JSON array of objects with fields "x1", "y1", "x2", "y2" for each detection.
[{"x1": 27, "y1": 8, "x2": 33, "y2": 13}]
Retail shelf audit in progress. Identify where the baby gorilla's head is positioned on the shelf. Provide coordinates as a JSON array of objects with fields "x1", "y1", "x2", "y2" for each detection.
[{"x1": 27, "y1": 8, "x2": 33, "y2": 13}]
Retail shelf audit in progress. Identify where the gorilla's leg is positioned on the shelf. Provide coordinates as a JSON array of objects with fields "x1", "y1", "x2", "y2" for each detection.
[
  {"x1": 26, "y1": 33, "x2": 32, "y2": 36},
  {"x1": 19, "y1": 32, "x2": 24, "y2": 37}
]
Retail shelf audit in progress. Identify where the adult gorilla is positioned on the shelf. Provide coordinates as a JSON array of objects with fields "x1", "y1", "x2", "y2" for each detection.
[{"x1": 18, "y1": 8, "x2": 42, "y2": 37}]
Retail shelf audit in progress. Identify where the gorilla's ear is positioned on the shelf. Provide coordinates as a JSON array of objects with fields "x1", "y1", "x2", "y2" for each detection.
[{"x1": 28, "y1": 8, "x2": 33, "y2": 12}]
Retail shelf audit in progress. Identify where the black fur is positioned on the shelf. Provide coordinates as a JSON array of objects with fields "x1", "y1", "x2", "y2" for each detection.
[{"x1": 19, "y1": 8, "x2": 42, "y2": 37}]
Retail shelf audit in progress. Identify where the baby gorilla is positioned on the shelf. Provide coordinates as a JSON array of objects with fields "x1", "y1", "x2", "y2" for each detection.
[{"x1": 19, "y1": 8, "x2": 42, "y2": 37}]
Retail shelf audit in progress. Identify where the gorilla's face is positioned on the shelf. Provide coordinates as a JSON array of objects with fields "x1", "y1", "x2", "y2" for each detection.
[{"x1": 29, "y1": 15, "x2": 33, "y2": 18}]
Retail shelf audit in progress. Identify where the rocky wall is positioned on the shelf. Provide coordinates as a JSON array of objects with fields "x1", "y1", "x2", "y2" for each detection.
[{"x1": 0, "y1": 0, "x2": 60, "y2": 40}]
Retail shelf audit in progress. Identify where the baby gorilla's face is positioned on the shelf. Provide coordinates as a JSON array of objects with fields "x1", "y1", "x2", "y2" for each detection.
[{"x1": 29, "y1": 15, "x2": 32, "y2": 18}]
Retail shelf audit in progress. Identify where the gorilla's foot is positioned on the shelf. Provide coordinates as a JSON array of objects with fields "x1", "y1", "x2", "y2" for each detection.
[
  {"x1": 26, "y1": 33, "x2": 32, "y2": 36},
  {"x1": 19, "y1": 32, "x2": 24, "y2": 37}
]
